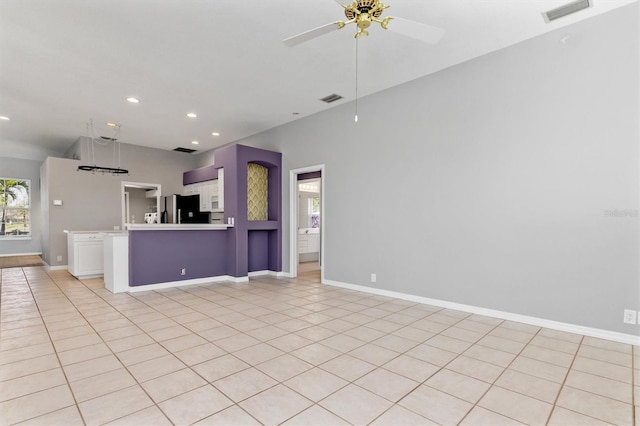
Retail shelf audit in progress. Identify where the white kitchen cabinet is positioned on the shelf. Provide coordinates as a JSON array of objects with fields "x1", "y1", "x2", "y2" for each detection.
[
  {"x1": 182, "y1": 183, "x2": 199, "y2": 196},
  {"x1": 298, "y1": 234, "x2": 308, "y2": 251},
  {"x1": 307, "y1": 234, "x2": 320, "y2": 253},
  {"x1": 217, "y1": 169, "x2": 224, "y2": 211},
  {"x1": 298, "y1": 232, "x2": 319, "y2": 254},
  {"x1": 199, "y1": 182, "x2": 210, "y2": 211},
  {"x1": 67, "y1": 232, "x2": 104, "y2": 278},
  {"x1": 183, "y1": 169, "x2": 224, "y2": 213}
]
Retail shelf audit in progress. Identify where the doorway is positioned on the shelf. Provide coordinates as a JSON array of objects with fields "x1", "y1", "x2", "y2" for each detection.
[
  {"x1": 121, "y1": 182, "x2": 161, "y2": 229},
  {"x1": 289, "y1": 165, "x2": 324, "y2": 281}
]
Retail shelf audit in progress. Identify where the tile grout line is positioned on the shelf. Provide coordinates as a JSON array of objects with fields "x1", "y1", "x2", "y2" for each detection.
[
  {"x1": 41, "y1": 268, "x2": 178, "y2": 426},
  {"x1": 4, "y1": 264, "x2": 637, "y2": 426},
  {"x1": 16, "y1": 266, "x2": 89, "y2": 425},
  {"x1": 543, "y1": 334, "x2": 584, "y2": 425}
]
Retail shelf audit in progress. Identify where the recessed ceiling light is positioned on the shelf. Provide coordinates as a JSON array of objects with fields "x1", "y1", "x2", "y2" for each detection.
[
  {"x1": 191, "y1": 140, "x2": 199, "y2": 145},
  {"x1": 106, "y1": 122, "x2": 118, "y2": 127},
  {"x1": 126, "y1": 97, "x2": 140, "y2": 103},
  {"x1": 187, "y1": 113, "x2": 197, "y2": 118},
  {"x1": 0, "y1": 116, "x2": 9, "y2": 121},
  {"x1": 211, "y1": 132, "x2": 220, "y2": 136}
]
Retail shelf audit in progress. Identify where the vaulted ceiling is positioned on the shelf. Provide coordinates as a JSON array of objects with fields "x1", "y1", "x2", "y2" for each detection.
[{"x1": 0, "y1": 0, "x2": 635, "y2": 159}]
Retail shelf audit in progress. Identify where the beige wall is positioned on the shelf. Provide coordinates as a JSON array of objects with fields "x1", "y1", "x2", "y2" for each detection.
[{"x1": 40, "y1": 141, "x2": 198, "y2": 266}]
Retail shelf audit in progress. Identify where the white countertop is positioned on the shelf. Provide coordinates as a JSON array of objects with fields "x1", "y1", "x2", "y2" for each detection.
[
  {"x1": 126, "y1": 224, "x2": 233, "y2": 231},
  {"x1": 64, "y1": 230, "x2": 127, "y2": 235}
]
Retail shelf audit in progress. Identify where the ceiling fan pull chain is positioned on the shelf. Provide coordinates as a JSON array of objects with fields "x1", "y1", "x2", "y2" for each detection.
[{"x1": 355, "y1": 37, "x2": 359, "y2": 123}]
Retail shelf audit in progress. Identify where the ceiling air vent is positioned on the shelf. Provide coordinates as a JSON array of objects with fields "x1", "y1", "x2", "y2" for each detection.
[
  {"x1": 173, "y1": 147, "x2": 198, "y2": 153},
  {"x1": 320, "y1": 93, "x2": 343, "y2": 103},
  {"x1": 543, "y1": 0, "x2": 591, "y2": 22},
  {"x1": 99, "y1": 136, "x2": 117, "y2": 142}
]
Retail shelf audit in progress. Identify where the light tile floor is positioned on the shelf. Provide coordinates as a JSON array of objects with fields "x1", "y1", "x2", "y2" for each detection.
[{"x1": 0, "y1": 265, "x2": 638, "y2": 425}]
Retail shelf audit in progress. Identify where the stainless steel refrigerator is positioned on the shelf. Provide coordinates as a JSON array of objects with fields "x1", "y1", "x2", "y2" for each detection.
[{"x1": 172, "y1": 194, "x2": 210, "y2": 224}]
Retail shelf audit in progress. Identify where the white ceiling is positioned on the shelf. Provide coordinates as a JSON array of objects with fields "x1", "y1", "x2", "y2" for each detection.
[{"x1": 0, "y1": 0, "x2": 635, "y2": 159}]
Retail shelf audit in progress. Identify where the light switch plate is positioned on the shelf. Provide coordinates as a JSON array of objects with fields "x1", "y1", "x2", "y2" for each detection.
[{"x1": 53, "y1": 200, "x2": 63, "y2": 206}]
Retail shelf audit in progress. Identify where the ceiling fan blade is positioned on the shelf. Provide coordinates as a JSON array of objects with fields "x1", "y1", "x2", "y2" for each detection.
[
  {"x1": 283, "y1": 22, "x2": 343, "y2": 47},
  {"x1": 386, "y1": 16, "x2": 444, "y2": 44}
]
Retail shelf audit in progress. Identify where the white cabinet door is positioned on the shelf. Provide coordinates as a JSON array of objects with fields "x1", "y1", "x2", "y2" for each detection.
[
  {"x1": 183, "y1": 183, "x2": 198, "y2": 196},
  {"x1": 307, "y1": 234, "x2": 320, "y2": 253},
  {"x1": 298, "y1": 234, "x2": 308, "y2": 252},
  {"x1": 217, "y1": 169, "x2": 224, "y2": 211},
  {"x1": 77, "y1": 242, "x2": 104, "y2": 275},
  {"x1": 199, "y1": 183, "x2": 209, "y2": 211},
  {"x1": 68, "y1": 233, "x2": 104, "y2": 278}
]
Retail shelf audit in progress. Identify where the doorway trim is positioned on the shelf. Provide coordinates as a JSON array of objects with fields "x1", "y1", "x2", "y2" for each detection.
[
  {"x1": 289, "y1": 164, "x2": 325, "y2": 281},
  {"x1": 121, "y1": 181, "x2": 161, "y2": 229}
]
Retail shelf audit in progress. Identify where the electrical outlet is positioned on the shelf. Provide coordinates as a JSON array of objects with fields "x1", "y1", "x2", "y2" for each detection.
[
  {"x1": 180, "y1": 268, "x2": 186, "y2": 276},
  {"x1": 56, "y1": 255, "x2": 62, "y2": 262},
  {"x1": 623, "y1": 309, "x2": 637, "y2": 324},
  {"x1": 371, "y1": 273, "x2": 376, "y2": 283}
]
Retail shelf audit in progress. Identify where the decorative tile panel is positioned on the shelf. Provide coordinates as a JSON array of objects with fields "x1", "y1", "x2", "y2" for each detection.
[{"x1": 247, "y1": 163, "x2": 268, "y2": 221}]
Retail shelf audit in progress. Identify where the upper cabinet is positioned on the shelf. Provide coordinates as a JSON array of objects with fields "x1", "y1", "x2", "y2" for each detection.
[{"x1": 182, "y1": 167, "x2": 224, "y2": 213}]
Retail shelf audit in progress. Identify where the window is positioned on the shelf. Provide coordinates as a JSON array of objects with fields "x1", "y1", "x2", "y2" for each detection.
[
  {"x1": 309, "y1": 196, "x2": 320, "y2": 228},
  {"x1": 0, "y1": 178, "x2": 31, "y2": 238}
]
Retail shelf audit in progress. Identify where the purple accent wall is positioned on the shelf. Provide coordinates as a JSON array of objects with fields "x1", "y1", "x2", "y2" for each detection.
[
  {"x1": 298, "y1": 171, "x2": 321, "y2": 181},
  {"x1": 215, "y1": 144, "x2": 282, "y2": 278},
  {"x1": 248, "y1": 231, "x2": 269, "y2": 272},
  {"x1": 129, "y1": 230, "x2": 227, "y2": 286},
  {"x1": 129, "y1": 143, "x2": 282, "y2": 286},
  {"x1": 183, "y1": 165, "x2": 219, "y2": 185}
]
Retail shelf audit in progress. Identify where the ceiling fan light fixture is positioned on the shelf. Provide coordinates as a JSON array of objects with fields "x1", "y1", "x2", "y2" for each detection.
[{"x1": 283, "y1": 0, "x2": 444, "y2": 46}]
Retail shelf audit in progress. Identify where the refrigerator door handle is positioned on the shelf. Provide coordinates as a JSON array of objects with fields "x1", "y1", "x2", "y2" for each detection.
[{"x1": 178, "y1": 209, "x2": 181, "y2": 224}]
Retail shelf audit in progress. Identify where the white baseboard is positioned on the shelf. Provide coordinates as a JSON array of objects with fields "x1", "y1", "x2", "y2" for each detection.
[
  {"x1": 128, "y1": 274, "x2": 248, "y2": 292},
  {"x1": 0, "y1": 252, "x2": 42, "y2": 258},
  {"x1": 323, "y1": 279, "x2": 640, "y2": 346},
  {"x1": 42, "y1": 262, "x2": 67, "y2": 272},
  {"x1": 248, "y1": 270, "x2": 289, "y2": 278}
]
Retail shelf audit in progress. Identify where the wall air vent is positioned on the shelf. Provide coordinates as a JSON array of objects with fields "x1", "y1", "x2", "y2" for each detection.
[
  {"x1": 173, "y1": 147, "x2": 198, "y2": 153},
  {"x1": 320, "y1": 93, "x2": 343, "y2": 103},
  {"x1": 543, "y1": 0, "x2": 591, "y2": 22}
]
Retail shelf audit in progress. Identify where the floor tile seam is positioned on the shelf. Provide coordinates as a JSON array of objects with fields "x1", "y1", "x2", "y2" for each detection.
[
  {"x1": 453, "y1": 319, "x2": 540, "y2": 426},
  {"x1": 0, "y1": 385, "x2": 79, "y2": 426},
  {"x1": 544, "y1": 333, "x2": 585, "y2": 425},
  {"x1": 580, "y1": 339, "x2": 637, "y2": 355},
  {"x1": 21, "y1": 267, "x2": 90, "y2": 426},
  {"x1": 572, "y1": 349, "x2": 635, "y2": 368},
  {"x1": 277, "y1": 370, "x2": 393, "y2": 426},
  {"x1": 74, "y1": 382, "x2": 167, "y2": 425},
  {"x1": 560, "y1": 379, "x2": 635, "y2": 406},
  {"x1": 569, "y1": 359, "x2": 635, "y2": 385},
  {"x1": 0, "y1": 366, "x2": 71, "y2": 404},
  {"x1": 0, "y1": 332, "x2": 58, "y2": 354}
]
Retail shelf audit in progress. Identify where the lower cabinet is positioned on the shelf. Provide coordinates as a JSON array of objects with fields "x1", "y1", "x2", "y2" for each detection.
[
  {"x1": 298, "y1": 232, "x2": 319, "y2": 263},
  {"x1": 67, "y1": 232, "x2": 104, "y2": 278}
]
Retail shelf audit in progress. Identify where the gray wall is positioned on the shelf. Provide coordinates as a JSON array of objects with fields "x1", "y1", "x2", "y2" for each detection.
[
  {"x1": 0, "y1": 157, "x2": 43, "y2": 255},
  {"x1": 219, "y1": 5, "x2": 639, "y2": 334},
  {"x1": 41, "y1": 141, "x2": 197, "y2": 266}
]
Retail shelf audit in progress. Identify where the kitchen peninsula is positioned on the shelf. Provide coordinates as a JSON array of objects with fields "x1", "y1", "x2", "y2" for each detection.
[{"x1": 104, "y1": 144, "x2": 282, "y2": 293}]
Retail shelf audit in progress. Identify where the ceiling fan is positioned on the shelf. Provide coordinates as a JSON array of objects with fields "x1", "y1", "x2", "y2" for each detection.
[{"x1": 283, "y1": 0, "x2": 445, "y2": 47}]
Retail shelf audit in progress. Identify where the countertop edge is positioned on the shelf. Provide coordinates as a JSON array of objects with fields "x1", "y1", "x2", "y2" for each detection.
[{"x1": 126, "y1": 224, "x2": 233, "y2": 231}]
